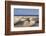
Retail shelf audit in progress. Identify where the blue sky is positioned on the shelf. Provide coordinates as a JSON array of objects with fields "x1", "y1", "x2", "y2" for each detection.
[{"x1": 14, "y1": 8, "x2": 39, "y2": 16}]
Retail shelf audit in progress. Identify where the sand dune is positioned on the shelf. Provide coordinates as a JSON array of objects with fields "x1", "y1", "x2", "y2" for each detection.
[{"x1": 14, "y1": 16, "x2": 39, "y2": 27}]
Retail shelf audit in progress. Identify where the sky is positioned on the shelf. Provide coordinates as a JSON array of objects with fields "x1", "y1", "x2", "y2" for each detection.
[{"x1": 14, "y1": 8, "x2": 39, "y2": 16}]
